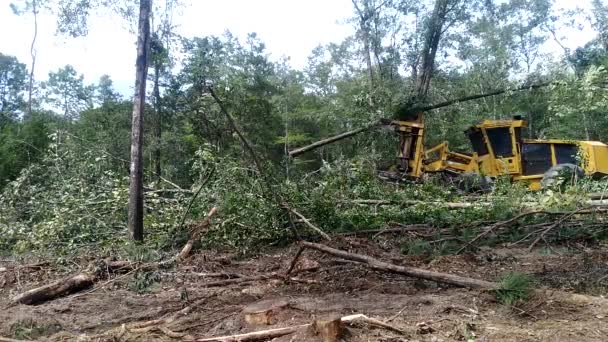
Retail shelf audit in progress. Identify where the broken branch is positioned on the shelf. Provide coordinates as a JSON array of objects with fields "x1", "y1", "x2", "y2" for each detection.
[
  {"x1": 283, "y1": 204, "x2": 331, "y2": 241},
  {"x1": 300, "y1": 241, "x2": 496, "y2": 289}
]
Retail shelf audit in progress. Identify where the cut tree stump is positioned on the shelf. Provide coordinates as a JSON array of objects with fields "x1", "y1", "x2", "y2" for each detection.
[
  {"x1": 243, "y1": 299, "x2": 289, "y2": 326},
  {"x1": 195, "y1": 313, "x2": 404, "y2": 341},
  {"x1": 311, "y1": 316, "x2": 344, "y2": 342}
]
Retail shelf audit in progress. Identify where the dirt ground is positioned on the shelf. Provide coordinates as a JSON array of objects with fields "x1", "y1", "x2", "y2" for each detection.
[{"x1": 2, "y1": 236, "x2": 608, "y2": 341}]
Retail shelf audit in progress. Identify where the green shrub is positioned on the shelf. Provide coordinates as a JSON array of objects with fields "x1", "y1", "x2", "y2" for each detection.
[{"x1": 494, "y1": 272, "x2": 534, "y2": 306}]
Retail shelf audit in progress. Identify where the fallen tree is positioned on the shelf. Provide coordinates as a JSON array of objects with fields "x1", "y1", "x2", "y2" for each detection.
[{"x1": 294, "y1": 241, "x2": 496, "y2": 289}]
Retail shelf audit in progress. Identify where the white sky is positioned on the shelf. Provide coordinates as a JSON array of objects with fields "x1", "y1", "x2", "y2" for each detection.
[{"x1": 0, "y1": 0, "x2": 598, "y2": 96}]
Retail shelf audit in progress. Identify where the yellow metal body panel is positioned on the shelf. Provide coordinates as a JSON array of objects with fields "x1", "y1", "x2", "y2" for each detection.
[
  {"x1": 424, "y1": 142, "x2": 478, "y2": 173},
  {"x1": 393, "y1": 119, "x2": 426, "y2": 178},
  {"x1": 512, "y1": 175, "x2": 543, "y2": 191},
  {"x1": 578, "y1": 141, "x2": 608, "y2": 176},
  {"x1": 473, "y1": 120, "x2": 525, "y2": 177}
]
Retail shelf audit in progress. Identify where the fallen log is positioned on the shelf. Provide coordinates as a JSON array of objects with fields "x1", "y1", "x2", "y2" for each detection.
[
  {"x1": 300, "y1": 241, "x2": 496, "y2": 289},
  {"x1": 12, "y1": 273, "x2": 96, "y2": 305},
  {"x1": 398, "y1": 82, "x2": 550, "y2": 118},
  {"x1": 349, "y1": 199, "x2": 608, "y2": 210}
]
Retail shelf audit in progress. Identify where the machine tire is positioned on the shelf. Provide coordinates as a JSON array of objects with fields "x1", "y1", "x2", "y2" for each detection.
[
  {"x1": 541, "y1": 163, "x2": 584, "y2": 189},
  {"x1": 456, "y1": 172, "x2": 494, "y2": 193}
]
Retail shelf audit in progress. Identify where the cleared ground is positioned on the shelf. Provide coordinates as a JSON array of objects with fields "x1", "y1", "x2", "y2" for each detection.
[{"x1": 2, "y1": 236, "x2": 608, "y2": 341}]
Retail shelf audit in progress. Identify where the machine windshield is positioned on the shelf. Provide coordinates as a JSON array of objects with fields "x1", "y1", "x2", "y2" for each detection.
[
  {"x1": 486, "y1": 127, "x2": 514, "y2": 157},
  {"x1": 467, "y1": 129, "x2": 488, "y2": 156}
]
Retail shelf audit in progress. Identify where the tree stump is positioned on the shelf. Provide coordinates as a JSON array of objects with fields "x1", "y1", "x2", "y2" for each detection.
[
  {"x1": 311, "y1": 316, "x2": 344, "y2": 342},
  {"x1": 243, "y1": 299, "x2": 289, "y2": 326}
]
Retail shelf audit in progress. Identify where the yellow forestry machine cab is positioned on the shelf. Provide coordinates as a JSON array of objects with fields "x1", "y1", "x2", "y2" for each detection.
[{"x1": 387, "y1": 115, "x2": 608, "y2": 190}]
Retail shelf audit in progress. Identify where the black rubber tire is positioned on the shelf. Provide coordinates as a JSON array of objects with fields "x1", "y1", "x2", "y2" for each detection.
[
  {"x1": 541, "y1": 163, "x2": 585, "y2": 189},
  {"x1": 456, "y1": 172, "x2": 494, "y2": 193}
]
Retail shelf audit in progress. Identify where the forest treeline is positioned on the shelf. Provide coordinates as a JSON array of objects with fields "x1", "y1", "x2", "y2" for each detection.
[{"x1": 2, "y1": 0, "x2": 608, "y2": 254}]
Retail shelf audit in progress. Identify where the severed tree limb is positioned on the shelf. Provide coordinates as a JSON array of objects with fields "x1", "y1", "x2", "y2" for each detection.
[
  {"x1": 0, "y1": 337, "x2": 35, "y2": 342},
  {"x1": 177, "y1": 206, "x2": 218, "y2": 261},
  {"x1": 12, "y1": 224, "x2": 218, "y2": 306},
  {"x1": 283, "y1": 204, "x2": 331, "y2": 241},
  {"x1": 286, "y1": 247, "x2": 306, "y2": 275},
  {"x1": 300, "y1": 241, "x2": 496, "y2": 289},
  {"x1": 333, "y1": 224, "x2": 433, "y2": 237},
  {"x1": 176, "y1": 168, "x2": 216, "y2": 234}
]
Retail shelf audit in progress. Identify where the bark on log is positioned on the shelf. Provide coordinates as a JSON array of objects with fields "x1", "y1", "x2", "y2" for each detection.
[
  {"x1": 243, "y1": 299, "x2": 289, "y2": 326},
  {"x1": 289, "y1": 121, "x2": 381, "y2": 158},
  {"x1": 11, "y1": 273, "x2": 96, "y2": 305},
  {"x1": 300, "y1": 241, "x2": 496, "y2": 289}
]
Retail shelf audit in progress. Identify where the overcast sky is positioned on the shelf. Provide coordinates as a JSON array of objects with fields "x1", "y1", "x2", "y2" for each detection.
[{"x1": 0, "y1": 0, "x2": 597, "y2": 96}]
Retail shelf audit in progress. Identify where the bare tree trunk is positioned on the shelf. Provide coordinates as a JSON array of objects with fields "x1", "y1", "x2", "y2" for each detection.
[
  {"x1": 362, "y1": 31, "x2": 375, "y2": 105},
  {"x1": 128, "y1": 0, "x2": 152, "y2": 242},
  {"x1": 415, "y1": 0, "x2": 454, "y2": 102},
  {"x1": 27, "y1": 0, "x2": 38, "y2": 119},
  {"x1": 153, "y1": 61, "x2": 162, "y2": 184},
  {"x1": 582, "y1": 111, "x2": 591, "y2": 140},
  {"x1": 351, "y1": 0, "x2": 375, "y2": 107}
]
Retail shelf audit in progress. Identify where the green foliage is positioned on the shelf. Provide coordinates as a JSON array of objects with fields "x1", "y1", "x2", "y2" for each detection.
[
  {"x1": 0, "y1": 132, "x2": 184, "y2": 254},
  {"x1": 0, "y1": 52, "x2": 27, "y2": 119},
  {"x1": 402, "y1": 238, "x2": 432, "y2": 256},
  {"x1": 128, "y1": 271, "x2": 162, "y2": 294},
  {"x1": 9, "y1": 319, "x2": 62, "y2": 340},
  {"x1": 0, "y1": 113, "x2": 52, "y2": 188},
  {"x1": 43, "y1": 65, "x2": 95, "y2": 119},
  {"x1": 493, "y1": 272, "x2": 535, "y2": 306}
]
